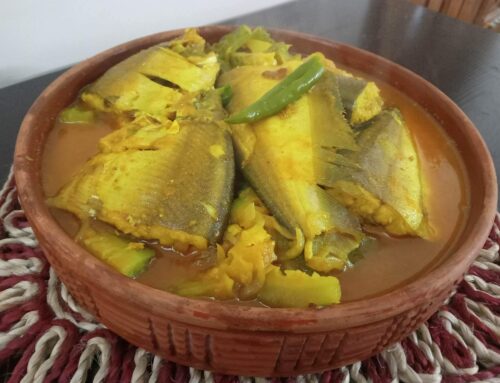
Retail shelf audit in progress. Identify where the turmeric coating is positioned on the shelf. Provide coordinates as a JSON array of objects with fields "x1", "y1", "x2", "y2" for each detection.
[{"x1": 46, "y1": 26, "x2": 440, "y2": 308}]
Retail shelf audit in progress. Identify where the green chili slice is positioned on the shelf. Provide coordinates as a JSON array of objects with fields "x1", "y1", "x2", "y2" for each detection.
[{"x1": 225, "y1": 55, "x2": 325, "y2": 124}]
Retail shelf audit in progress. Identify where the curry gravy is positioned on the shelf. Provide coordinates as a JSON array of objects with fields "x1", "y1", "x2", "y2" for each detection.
[{"x1": 42, "y1": 79, "x2": 469, "y2": 304}]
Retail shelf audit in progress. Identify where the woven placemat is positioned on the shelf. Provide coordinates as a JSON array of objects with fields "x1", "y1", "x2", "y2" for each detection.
[{"x1": 1, "y1": 170, "x2": 499, "y2": 383}]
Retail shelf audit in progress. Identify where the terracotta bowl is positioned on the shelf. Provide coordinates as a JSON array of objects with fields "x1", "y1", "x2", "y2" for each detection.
[{"x1": 14, "y1": 26, "x2": 497, "y2": 377}]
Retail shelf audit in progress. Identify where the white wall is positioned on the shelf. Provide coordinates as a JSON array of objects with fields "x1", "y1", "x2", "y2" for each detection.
[{"x1": 0, "y1": 0, "x2": 291, "y2": 88}]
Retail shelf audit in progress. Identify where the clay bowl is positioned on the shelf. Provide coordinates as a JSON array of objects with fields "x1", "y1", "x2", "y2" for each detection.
[{"x1": 14, "y1": 26, "x2": 497, "y2": 377}]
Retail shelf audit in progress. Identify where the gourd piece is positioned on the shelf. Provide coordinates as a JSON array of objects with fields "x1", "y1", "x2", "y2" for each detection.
[
  {"x1": 78, "y1": 225, "x2": 154, "y2": 277},
  {"x1": 213, "y1": 25, "x2": 299, "y2": 70},
  {"x1": 213, "y1": 25, "x2": 253, "y2": 63},
  {"x1": 81, "y1": 30, "x2": 219, "y2": 118},
  {"x1": 336, "y1": 74, "x2": 383, "y2": 125},
  {"x1": 230, "y1": 52, "x2": 277, "y2": 67},
  {"x1": 48, "y1": 119, "x2": 235, "y2": 249},
  {"x1": 218, "y1": 61, "x2": 364, "y2": 272},
  {"x1": 327, "y1": 109, "x2": 430, "y2": 237},
  {"x1": 257, "y1": 267, "x2": 341, "y2": 308}
]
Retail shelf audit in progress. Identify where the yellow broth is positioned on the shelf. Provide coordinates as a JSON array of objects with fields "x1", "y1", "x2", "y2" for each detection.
[{"x1": 42, "y1": 78, "x2": 469, "y2": 304}]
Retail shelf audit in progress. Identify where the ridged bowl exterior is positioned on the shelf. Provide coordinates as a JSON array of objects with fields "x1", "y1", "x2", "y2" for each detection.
[{"x1": 14, "y1": 26, "x2": 497, "y2": 376}]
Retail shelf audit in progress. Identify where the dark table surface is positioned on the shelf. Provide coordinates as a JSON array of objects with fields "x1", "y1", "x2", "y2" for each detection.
[{"x1": 1, "y1": 0, "x2": 499, "y2": 203}]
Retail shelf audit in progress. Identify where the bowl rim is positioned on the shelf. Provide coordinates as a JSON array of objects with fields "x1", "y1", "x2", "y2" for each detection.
[{"x1": 14, "y1": 25, "x2": 498, "y2": 332}]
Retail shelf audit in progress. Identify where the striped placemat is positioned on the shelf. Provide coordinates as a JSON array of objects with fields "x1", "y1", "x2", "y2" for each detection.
[{"x1": 1, "y1": 170, "x2": 499, "y2": 383}]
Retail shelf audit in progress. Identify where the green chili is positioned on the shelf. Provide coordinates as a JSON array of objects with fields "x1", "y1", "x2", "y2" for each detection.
[
  {"x1": 225, "y1": 55, "x2": 325, "y2": 124},
  {"x1": 217, "y1": 84, "x2": 233, "y2": 107}
]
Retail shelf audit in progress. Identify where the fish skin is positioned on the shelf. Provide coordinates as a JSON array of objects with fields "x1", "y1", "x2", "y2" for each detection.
[{"x1": 48, "y1": 120, "x2": 234, "y2": 249}]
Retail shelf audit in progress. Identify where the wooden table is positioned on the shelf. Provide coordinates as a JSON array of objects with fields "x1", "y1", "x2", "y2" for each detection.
[{"x1": 1, "y1": 0, "x2": 499, "y2": 202}]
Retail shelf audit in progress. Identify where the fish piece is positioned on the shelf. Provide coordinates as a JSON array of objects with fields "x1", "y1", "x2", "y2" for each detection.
[
  {"x1": 81, "y1": 29, "x2": 219, "y2": 118},
  {"x1": 81, "y1": 69, "x2": 182, "y2": 118},
  {"x1": 327, "y1": 109, "x2": 430, "y2": 237},
  {"x1": 48, "y1": 120, "x2": 234, "y2": 249},
  {"x1": 98, "y1": 119, "x2": 182, "y2": 152},
  {"x1": 308, "y1": 71, "x2": 359, "y2": 151},
  {"x1": 219, "y1": 62, "x2": 364, "y2": 272}
]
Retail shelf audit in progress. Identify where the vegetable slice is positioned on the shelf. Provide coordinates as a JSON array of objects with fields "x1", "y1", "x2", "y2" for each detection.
[
  {"x1": 58, "y1": 105, "x2": 95, "y2": 124},
  {"x1": 79, "y1": 226, "x2": 154, "y2": 277},
  {"x1": 258, "y1": 267, "x2": 341, "y2": 308}
]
